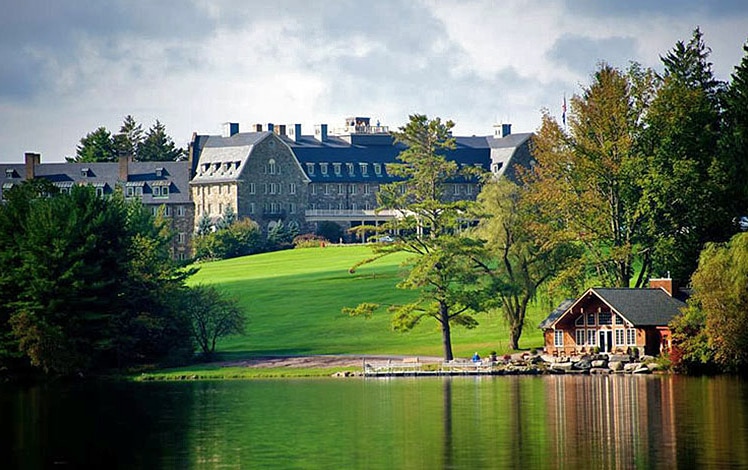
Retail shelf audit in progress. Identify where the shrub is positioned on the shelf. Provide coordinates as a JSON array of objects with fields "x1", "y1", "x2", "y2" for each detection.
[{"x1": 293, "y1": 233, "x2": 328, "y2": 249}]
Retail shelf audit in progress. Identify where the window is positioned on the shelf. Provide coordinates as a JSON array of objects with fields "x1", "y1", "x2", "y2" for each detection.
[
  {"x1": 575, "y1": 316, "x2": 584, "y2": 326},
  {"x1": 5, "y1": 169, "x2": 14, "y2": 178},
  {"x1": 349, "y1": 184, "x2": 356, "y2": 195},
  {"x1": 360, "y1": 163, "x2": 368, "y2": 176},
  {"x1": 399, "y1": 185, "x2": 406, "y2": 195},
  {"x1": 311, "y1": 184, "x2": 317, "y2": 195},
  {"x1": 347, "y1": 162, "x2": 354, "y2": 175},
  {"x1": 466, "y1": 185, "x2": 473, "y2": 195},
  {"x1": 250, "y1": 203, "x2": 255, "y2": 214},
  {"x1": 587, "y1": 329, "x2": 597, "y2": 346},
  {"x1": 351, "y1": 203, "x2": 356, "y2": 211},
  {"x1": 81, "y1": 168, "x2": 90, "y2": 177},
  {"x1": 453, "y1": 184, "x2": 460, "y2": 195},
  {"x1": 249, "y1": 182, "x2": 256, "y2": 194},
  {"x1": 554, "y1": 330, "x2": 564, "y2": 347},
  {"x1": 324, "y1": 184, "x2": 330, "y2": 195},
  {"x1": 306, "y1": 163, "x2": 315, "y2": 175},
  {"x1": 333, "y1": 163, "x2": 341, "y2": 176},
  {"x1": 263, "y1": 183, "x2": 268, "y2": 194},
  {"x1": 268, "y1": 159, "x2": 277, "y2": 175},
  {"x1": 289, "y1": 203, "x2": 296, "y2": 214},
  {"x1": 177, "y1": 206, "x2": 186, "y2": 217},
  {"x1": 626, "y1": 329, "x2": 636, "y2": 346},
  {"x1": 95, "y1": 186, "x2": 104, "y2": 197},
  {"x1": 598, "y1": 311, "x2": 612, "y2": 325},
  {"x1": 364, "y1": 184, "x2": 371, "y2": 195},
  {"x1": 338, "y1": 183, "x2": 344, "y2": 194},
  {"x1": 127, "y1": 186, "x2": 135, "y2": 198},
  {"x1": 178, "y1": 232, "x2": 187, "y2": 244},
  {"x1": 575, "y1": 329, "x2": 585, "y2": 345},
  {"x1": 270, "y1": 183, "x2": 277, "y2": 194},
  {"x1": 289, "y1": 183, "x2": 296, "y2": 195},
  {"x1": 320, "y1": 163, "x2": 328, "y2": 175},
  {"x1": 587, "y1": 313, "x2": 595, "y2": 326},
  {"x1": 155, "y1": 167, "x2": 164, "y2": 177},
  {"x1": 615, "y1": 329, "x2": 625, "y2": 346},
  {"x1": 615, "y1": 314, "x2": 624, "y2": 325},
  {"x1": 374, "y1": 163, "x2": 382, "y2": 175}
]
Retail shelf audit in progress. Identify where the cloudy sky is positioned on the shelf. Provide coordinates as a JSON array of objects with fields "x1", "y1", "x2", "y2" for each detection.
[{"x1": 1, "y1": 0, "x2": 747, "y2": 163}]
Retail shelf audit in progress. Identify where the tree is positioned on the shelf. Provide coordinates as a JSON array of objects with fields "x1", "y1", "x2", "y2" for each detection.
[
  {"x1": 68, "y1": 127, "x2": 118, "y2": 162},
  {"x1": 345, "y1": 114, "x2": 487, "y2": 361},
  {"x1": 196, "y1": 214, "x2": 213, "y2": 236},
  {"x1": 524, "y1": 65, "x2": 653, "y2": 288},
  {"x1": 0, "y1": 183, "x2": 195, "y2": 375},
  {"x1": 215, "y1": 205, "x2": 237, "y2": 231},
  {"x1": 267, "y1": 221, "x2": 293, "y2": 249},
  {"x1": 720, "y1": 40, "x2": 748, "y2": 221},
  {"x1": 675, "y1": 232, "x2": 748, "y2": 373},
  {"x1": 194, "y1": 218, "x2": 262, "y2": 260},
  {"x1": 113, "y1": 115, "x2": 144, "y2": 158},
  {"x1": 474, "y1": 180, "x2": 579, "y2": 349},
  {"x1": 315, "y1": 221, "x2": 343, "y2": 243},
  {"x1": 181, "y1": 285, "x2": 245, "y2": 357},
  {"x1": 137, "y1": 120, "x2": 184, "y2": 162},
  {"x1": 641, "y1": 28, "x2": 729, "y2": 281}
]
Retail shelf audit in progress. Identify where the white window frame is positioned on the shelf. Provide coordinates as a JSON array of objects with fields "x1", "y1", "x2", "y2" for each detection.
[
  {"x1": 306, "y1": 163, "x2": 315, "y2": 175},
  {"x1": 554, "y1": 330, "x2": 564, "y2": 347},
  {"x1": 587, "y1": 329, "x2": 597, "y2": 346},
  {"x1": 289, "y1": 183, "x2": 296, "y2": 195},
  {"x1": 249, "y1": 182, "x2": 256, "y2": 194},
  {"x1": 627, "y1": 329, "x2": 636, "y2": 346},
  {"x1": 575, "y1": 329, "x2": 585, "y2": 346},
  {"x1": 615, "y1": 329, "x2": 625, "y2": 346}
]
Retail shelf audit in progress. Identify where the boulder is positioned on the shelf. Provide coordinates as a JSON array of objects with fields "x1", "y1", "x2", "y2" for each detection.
[
  {"x1": 624, "y1": 362, "x2": 642, "y2": 372},
  {"x1": 551, "y1": 362, "x2": 574, "y2": 371},
  {"x1": 590, "y1": 368, "x2": 612, "y2": 375},
  {"x1": 591, "y1": 359, "x2": 608, "y2": 368},
  {"x1": 609, "y1": 354, "x2": 631, "y2": 363},
  {"x1": 573, "y1": 359, "x2": 592, "y2": 370},
  {"x1": 608, "y1": 361, "x2": 625, "y2": 371},
  {"x1": 633, "y1": 366, "x2": 651, "y2": 374}
]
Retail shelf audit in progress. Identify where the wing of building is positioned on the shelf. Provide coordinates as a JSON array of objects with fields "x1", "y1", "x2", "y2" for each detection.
[{"x1": 188, "y1": 117, "x2": 533, "y2": 240}]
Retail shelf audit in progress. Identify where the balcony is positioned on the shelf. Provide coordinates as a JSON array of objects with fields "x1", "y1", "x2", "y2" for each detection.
[{"x1": 304, "y1": 209, "x2": 402, "y2": 221}]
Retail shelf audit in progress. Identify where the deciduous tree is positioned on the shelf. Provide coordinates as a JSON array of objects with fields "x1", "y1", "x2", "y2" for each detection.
[{"x1": 182, "y1": 285, "x2": 245, "y2": 357}]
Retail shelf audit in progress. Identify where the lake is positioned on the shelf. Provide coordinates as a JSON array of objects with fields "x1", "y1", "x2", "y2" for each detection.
[{"x1": 2, "y1": 375, "x2": 747, "y2": 469}]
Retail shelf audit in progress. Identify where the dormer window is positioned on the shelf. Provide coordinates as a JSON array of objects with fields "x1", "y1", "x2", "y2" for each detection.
[
  {"x1": 306, "y1": 163, "x2": 315, "y2": 175},
  {"x1": 81, "y1": 168, "x2": 90, "y2": 177},
  {"x1": 347, "y1": 162, "x2": 354, "y2": 176},
  {"x1": 5, "y1": 169, "x2": 14, "y2": 178},
  {"x1": 359, "y1": 163, "x2": 368, "y2": 176},
  {"x1": 202, "y1": 163, "x2": 209, "y2": 174},
  {"x1": 320, "y1": 163, "x2": 328, "y2": 175},
  {"x1": 333, "y1": 163, "x2": 341, "y2": 176},
  {"x1": 155, "y1": 167, "x2": 164, "y2": 177},
  {"x1": 373, "y1": 163, "x2": 382, "y2": 175}
]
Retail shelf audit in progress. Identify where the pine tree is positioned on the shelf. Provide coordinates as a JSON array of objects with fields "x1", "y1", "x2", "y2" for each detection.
[
  {"x1": 69, "y1": 127, "x2": 117, "y2": 162},
  {"x1": 137, "y1": 120, "x2": 184, "y2": 162}
]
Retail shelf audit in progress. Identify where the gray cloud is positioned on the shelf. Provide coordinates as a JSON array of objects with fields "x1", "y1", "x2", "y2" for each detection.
[{"x1": 547, "y1": 35, "x2": 639, "y2": 75}]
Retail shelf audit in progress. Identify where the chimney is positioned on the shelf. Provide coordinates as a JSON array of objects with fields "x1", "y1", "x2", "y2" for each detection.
[
  {"x1": 222, "y1": 122, "x2": 239, "y2": 137},
  {"x1": 119, "y1": 154, "x2": 131, "y2": 182},
  {"x1": 24, "y1": 152, "x2": 40, "y2": 180},
  {"x1": 289, "y1": 123, "x2": 302, "y2": 142},
  {"x1": 650, "y1": 277, "x2": 678, "y2": 297},
  {"x1": 277, "y1": 124, "x2": 286, "y2": 136},
  {"x1": 267, "y1": 123, "x2": 274, "y2": 133},
  {"x1": 254, "y1": 123, "x2": 263, "y2": 132},
  {"x1": 314, "y1": 124, "x2": 328, "y2": 142}
]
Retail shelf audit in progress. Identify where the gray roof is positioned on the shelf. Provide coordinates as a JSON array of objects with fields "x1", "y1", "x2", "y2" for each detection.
[
  {"x1": 539, "y1": 287, "x2": 687, "y2": 330},
  {"x1": 538, "y1": 299, "x2": 575, "y2": 329},
  {"x1": 592, "y1": 288, "x2": 687, "y2": 326}
]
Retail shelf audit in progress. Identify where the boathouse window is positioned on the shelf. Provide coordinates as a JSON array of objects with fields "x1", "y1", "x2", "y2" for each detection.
[
  {"x1": 615, "y1": 329, "x2": 625, "y2": 346},
  {"x1": 587, "y1": 313, "x2": 596, "y2": 326},
  {"x1": 615, "y1": 314, "x2": 624, "y2": 325},
  {"x1": 554, "y1": 330, "x2": 564, "y2": 347},
  {"x1": 587, "y1": 329, "x2": 597, "y2": 346},
  {"x1": 575, "y1": 329, "x2": 585, "y2": 345},
  {"x1": 599, "y1": 311, "x2": 612, "y2": 325},
  {"x1": 626, "y1": 329, "x2": 636, "y2": 345},
  {"x1": 575, "y1": 316, "x2": 584, "y2": 326}
]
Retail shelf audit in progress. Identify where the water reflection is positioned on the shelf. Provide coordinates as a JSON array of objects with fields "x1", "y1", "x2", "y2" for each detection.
[{"x1": 2, "y1": 375, "x2": 748, "y2": 468}]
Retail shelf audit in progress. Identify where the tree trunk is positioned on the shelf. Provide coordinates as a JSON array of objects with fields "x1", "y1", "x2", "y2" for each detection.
[
  {"x1": 509, "y1": 323, "x2": 521, "y2": 350},
  {"x1": 439, "y1": 302, "x2": 454, "y2": 361}
]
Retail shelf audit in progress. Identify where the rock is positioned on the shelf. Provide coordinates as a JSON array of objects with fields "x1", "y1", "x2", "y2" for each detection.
[
  {"x1": 633, "y1": 366, "x2": 651, "y2": 374},
  {"x1": 591, "y1": 359, "x2": 607, "y2": 368},
  {"x1": 609, "y1": 354, "x2": 630, "y2": 363},
  {"x1": 590, "y1": 368, "x2": 612, "y2": 374},
  {"x1": 624, "y1": 362, "x2": 642, "y2": 372},
  {"x1": 573, "y1": 359, "x2": 592, "y2": 370},
  {"x1": 540, "y1": 354, "x2": 556, "y2": 363},
  {"x1": 551, "y1": 362, "x2": 573, "y2": 371},
  {"x1": 608, "y1": 361, "x2": 624, "y2": 371}
]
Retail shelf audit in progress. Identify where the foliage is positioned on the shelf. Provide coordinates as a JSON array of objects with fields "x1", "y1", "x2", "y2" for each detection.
[
  {"x1": 316, "y1": 221, "x2": 344, "y2": 243},
  {"x1": 113, "y1": 115, "x2": 144, "y2": 158},
  {"x1": 196, "y1": 214, "x2": 213, "y2": 236},
  {"x1": 293, "y1": 233, "x2": 328, "y2": 249},
  {"x1": 720, "y1": 40, "x2": 748, "y2": 220},
  {"x1": 474, "y1": 180, "x2": 579, "y2": 349},
  {"x1": 678, "y1": 233, "x2": 748, "y2": 373},
  {"x1": 181, "y1": 284, "x2": 246, "y2": 357},
  {"x1": 669, "y1": 305, "x2": 715, "y2": 374},
  {"x1": 640, "y1": 27, "x2": 730, "y2": 281},
  {"x1": 267, "y1": 221, "x2": 296, "y2": 249},
  {"x1": 69, "y1": 126, "x2": 118, "y2": 162},
  {"x1": 0, "y1": 183, "x2": 194, "y2": 375},
  {"x1": 346, "y1": 114, "x2": 488, "y2": 361},
  {"x1": 215, "y1": 205, "x2": 237, "y2": 231},
  {"x1": 194, "y1": 218, "x2": 262, "y2": 261},
  {"x1": 523, "y1": 65, "x2": 653, "y2": 288},
  {"x1": 137, "y1": 119, "x2": 184, "y2": 162}
]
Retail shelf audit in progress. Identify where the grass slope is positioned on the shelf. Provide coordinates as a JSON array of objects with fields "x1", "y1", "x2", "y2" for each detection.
[{"x1": 189, "y1": 245, "x2": 548, "y2": 359}]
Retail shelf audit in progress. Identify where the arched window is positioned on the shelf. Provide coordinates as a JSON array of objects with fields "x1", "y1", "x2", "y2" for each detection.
[{"x1": 268, "y1": 159, "x2": 277, "y2": 175}]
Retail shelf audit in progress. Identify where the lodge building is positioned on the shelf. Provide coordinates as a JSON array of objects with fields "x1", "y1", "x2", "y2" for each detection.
[{"x1": 1, "y1": 116, "x2": 534, "y2": 254}]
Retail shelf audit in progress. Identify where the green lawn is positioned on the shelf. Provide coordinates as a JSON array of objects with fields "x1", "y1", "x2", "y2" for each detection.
[{"x1": 188, "y1": 245, "x2": 549, "y2": 360}]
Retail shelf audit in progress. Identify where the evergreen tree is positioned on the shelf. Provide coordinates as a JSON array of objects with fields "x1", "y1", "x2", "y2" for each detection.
[
  {"x1": 137, "y1": 120, "x2": 184, "y2": 162},
  {"x1": 721, "y1": 40, "x2": 748, "y2": 219},
  {"x1": 68, "y1": 127, "x2": 117, "y2": 163},
  {"x1": 113, "y1": 115, "x2": 144, "y2": 159}
]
